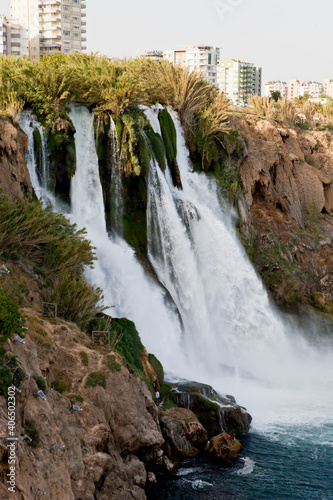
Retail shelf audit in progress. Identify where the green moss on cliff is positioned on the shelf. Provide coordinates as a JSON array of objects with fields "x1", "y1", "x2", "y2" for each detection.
[
  {"x1": 158, "y1": 109, "x2": 182, "y2": 189},
  {"x1": 47, "y1": 128, "x2": 76, "y2": 203},
  {"x1": 112, "y1": 318, "x2": 145, "y2": 375},
  {"x1": 146, "y1": 129, "x2": 166, "y2": 172}
]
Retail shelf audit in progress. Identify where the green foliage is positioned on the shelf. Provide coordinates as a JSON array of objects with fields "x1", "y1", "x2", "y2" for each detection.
[
  {"x1": 214, "y1": 158, "x2": 241, "y2": 197},
  {"x1": 158, "y1": 109, "x2": 177, "y2": 168},
  {"x1": 103, "y1": 354, "x2": 121, "y2": 373},
  {"x1": 148, "y1": 353, "x2": 164, "y2": 385},
  {"x1": 146, "y1": 129, "x2": 166, "y2": 171},
  {"x1": 52, "y1": 276, "x2": 104, "y2": 331},
  {"x1": 297, "y1": 122, "x2": 311, "y2": 130},
  {"x1": 112, "y1": 318, "x2": 144, "y2": 376},
  {"x1": 80, "y1": 351, "x2": 89, "y2": 367},
  {"x1": 0, "y1": 196, "x2": 105, "y2": 329},
  {"x1": 51, "y1": 380, "x2": 68, "y2": 393},
  {"x1": 270, "y1": 90, "x2": 282, "y2": 102},
  {"x1": 25, "y1": 420, "x2": 39, "y2": 447},
  {"x1": 0, "y1": 289, "x2": 24, "y2": 347},
  {"x1": 85, "y1": 371, "x2": 107, "y2": 389},
  {"x1": 33, "y1": 374, "x2": 47, "y2": 392}
]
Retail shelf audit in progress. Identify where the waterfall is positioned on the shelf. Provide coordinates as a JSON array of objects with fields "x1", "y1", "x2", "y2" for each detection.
[
  {"x1": 19, "y1": 110, "x2": 56, "y2": 206},
  {"x1": 143, "y1": 106, "x2": 333, "y2": 435},
  {"x1": 22, "y1": 104, "x2": 333, "y2": 442},
  {"x1": 109, "y1": 116, "x2": 123, "y2": 235}
]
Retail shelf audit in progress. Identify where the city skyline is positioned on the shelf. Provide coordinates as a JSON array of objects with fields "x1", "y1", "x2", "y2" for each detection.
[{"x1": 2, "y1": 0, "x2": 333, "y2": 84}]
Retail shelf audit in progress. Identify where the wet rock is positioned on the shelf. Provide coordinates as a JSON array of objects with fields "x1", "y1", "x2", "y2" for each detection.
[
  {"x1": 206, "y1": 432, "x2": 243, "y2": 464},
  {"x1": 159, "y1": 407, "x2": 208, "y2": 459},
  {"x1": 164, "y1": 381, "x2": 252, "y2": 437}
]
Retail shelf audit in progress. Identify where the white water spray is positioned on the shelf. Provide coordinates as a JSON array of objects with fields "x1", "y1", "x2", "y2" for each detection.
[{"x1": 23, "y1": 104, "x2": 333, "y2": 443}]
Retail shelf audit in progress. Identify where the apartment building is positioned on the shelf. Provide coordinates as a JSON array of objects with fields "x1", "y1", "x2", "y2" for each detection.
[
  {"x1": 264, "y1": 81, "x2": 288, "y2": 99},
  {"x1": 0, "y1": 15, "x2": 28, "y2": 56},
  {"x1": 163, "y1": 45, "x2": 222, "y2": 86},
  {"x1": 288, "y1": 80, "x2": 324, "y2": 100},
  {"x1": 10, "y1": 0, "x2": 86, "y2": 59},
  {"x1": 217, "y1": 58, "x2": 262, "y2": 104},
  {"x1": 144, "y1": 50, "x2": 164, "y2": 61},
  {"x1": 324, "y1": 79, "x2": 333, "y2": 98}
]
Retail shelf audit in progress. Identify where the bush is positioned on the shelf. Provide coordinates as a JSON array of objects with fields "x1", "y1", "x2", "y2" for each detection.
[
  {"x1": 80, "y1": 351, "x2": 89, "y2": 367},
  {"x1": 25, "y1": 420, "x2": 39, "y2": 448},
  {"x1": 51, "y1": 380, "x2": 68, "y2": 393},
  {"x1": 103, "y1": 354, "x2": 121, "y2": 373},
  {"x1": 0, "y1": 290, "x2": 24, "y2": 347},
  {"x1": 33, "y1": 374, "x2": 47, "y2": 392},
  {"x1": 85, "y1": 371, "x2": 106, "y2": 389}
]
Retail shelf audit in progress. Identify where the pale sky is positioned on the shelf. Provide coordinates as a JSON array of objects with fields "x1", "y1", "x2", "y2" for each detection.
[{"x1": 2, "y1": 0, "x2": 333, "y2": 83}]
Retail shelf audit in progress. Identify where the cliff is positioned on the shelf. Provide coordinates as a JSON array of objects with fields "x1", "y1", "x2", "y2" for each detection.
[
  {"x1": 226, "y1": 117, "x2": 333, "y2": 314},
  {"x1": 0, "y1": 117, "x2": 34, "y2": 201},
  {"x1": 0, "y1": 306, "x2": 250, "y2": 500}
]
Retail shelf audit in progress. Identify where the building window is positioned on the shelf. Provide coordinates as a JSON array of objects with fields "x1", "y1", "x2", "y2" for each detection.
[
  {"x1": 73, "y1": 32, "x2": 79, "y2": 37},
  {"x1": 63, "y1": 5, "x2": 70, "y2": 10},
  {"x1": 63, "y1": 30, "x2": 70, "y2": 36}
]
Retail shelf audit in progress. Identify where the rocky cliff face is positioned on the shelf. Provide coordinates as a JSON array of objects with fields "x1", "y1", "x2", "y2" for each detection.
[
  {"x1": 0, "y1": 117, "x2": 34, "y2": 201},
  {"x1": 0, "y1": 307, "x2": 248, "y2": 500},
  {"x1": 231, "y1": 117, "x2": 333, "y2": 313}
]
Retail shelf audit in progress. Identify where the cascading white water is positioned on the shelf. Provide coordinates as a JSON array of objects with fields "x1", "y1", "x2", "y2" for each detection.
[
  {"x1": 109, "y1": 116, "x2": 124, "y2": 235},
  {"x1": 23, "y1": 104, "x2": 333, "y2": 445},
  {"x1": 19, "y1": 111, "x2": 52, "y2": 202},
  {"x1": 144, "y1": 106, "x2": 333, "y2": 437},
  {"x1": 68, "y1": 104, "x2": 185, "y2": 367}
]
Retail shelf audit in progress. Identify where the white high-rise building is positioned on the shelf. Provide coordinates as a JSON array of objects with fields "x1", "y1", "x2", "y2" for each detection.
[
  {"x1": 264, "y1": 81, "x2": 288, "y2": 99},
  {"x1": 163, "y1": 45, "x2": 222, "y2": 86},
  {"x1": 0, "y1": 15, "x2": 28, "y2": 56},
  {"x1": 217, "y1": 58, "x2": 262, "y2": 104},
  {"x1": 10, "y1": 0, "x2": 87, "y2": 59}
]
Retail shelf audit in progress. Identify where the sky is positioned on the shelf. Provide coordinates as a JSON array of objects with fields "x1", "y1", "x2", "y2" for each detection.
[{"x1": 2, "y1": 0, "x2": 333, "y2": 84}]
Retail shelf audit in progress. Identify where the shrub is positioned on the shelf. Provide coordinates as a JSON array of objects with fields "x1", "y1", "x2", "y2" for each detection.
[
  {"x1": 80, "y1": 351, "x2": 89, "y2": 367},
  {"x1": 25, "y1": 420, "x2": 39, "y2": 448},
  {"x1": 0, "y1": 290, "x2": 24, "y2": 347},
  {"x1": 85, "y1": 371, "x2": 106, "y2": 389},
  {"x1": 51, "y1": 379, "x2": 68, "y2": 393},
  {"x1": 33, "y1": 374, "x2": 47, "y2": 392},
  {"x1": 103, "y1": 354, "x2": 121, "y2": 373}
]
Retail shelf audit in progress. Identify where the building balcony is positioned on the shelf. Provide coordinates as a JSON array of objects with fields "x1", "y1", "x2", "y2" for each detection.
[
  {"x1": 82, "y1": 45, "x2": 86, "y2": 50},
  {"x1": 81, "y1": 36, "x2": 86, "y2": 41},
  {"x1": 39, "y1": 0, "x2": 61, "y2": 6},
  {"x1": 81, "y1": 12, "x2": 86, "y2": 17},
  {"x1": 81, "y1": 29, "x2": 86, "y2": 33},
  {"x1": 81, "y1": 21, "x2": 86, "y2": 25},
  {"x1": 40, "y1": 15, "x2": 61, "y2": 22},
  {"x1": 40, "y1": 41, "x2": 61, "y2": 47},
  {"x1": 40, "y1": 34, "x2": 61, "y2": 40}
]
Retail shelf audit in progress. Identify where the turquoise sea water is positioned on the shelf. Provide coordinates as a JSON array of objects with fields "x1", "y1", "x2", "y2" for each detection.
[{"x1": 148, "y1": 428, "x2": 333, "y2": 500}]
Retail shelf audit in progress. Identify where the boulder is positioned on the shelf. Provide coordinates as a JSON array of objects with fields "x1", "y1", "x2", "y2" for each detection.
[
  {"x1": 159, "y1": 407, "x2": 208, "y2": 460},
  {"x1": 206, "y1": 433, "x2": 243, "y2": 464},
  {"x1": 164, "y1": 381, "x2": 252, "y2": 437}
]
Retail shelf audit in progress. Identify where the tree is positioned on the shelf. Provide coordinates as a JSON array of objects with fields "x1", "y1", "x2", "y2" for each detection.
[{"x1": 270, "y1": 90, "x2": 282, "y2": 102}]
